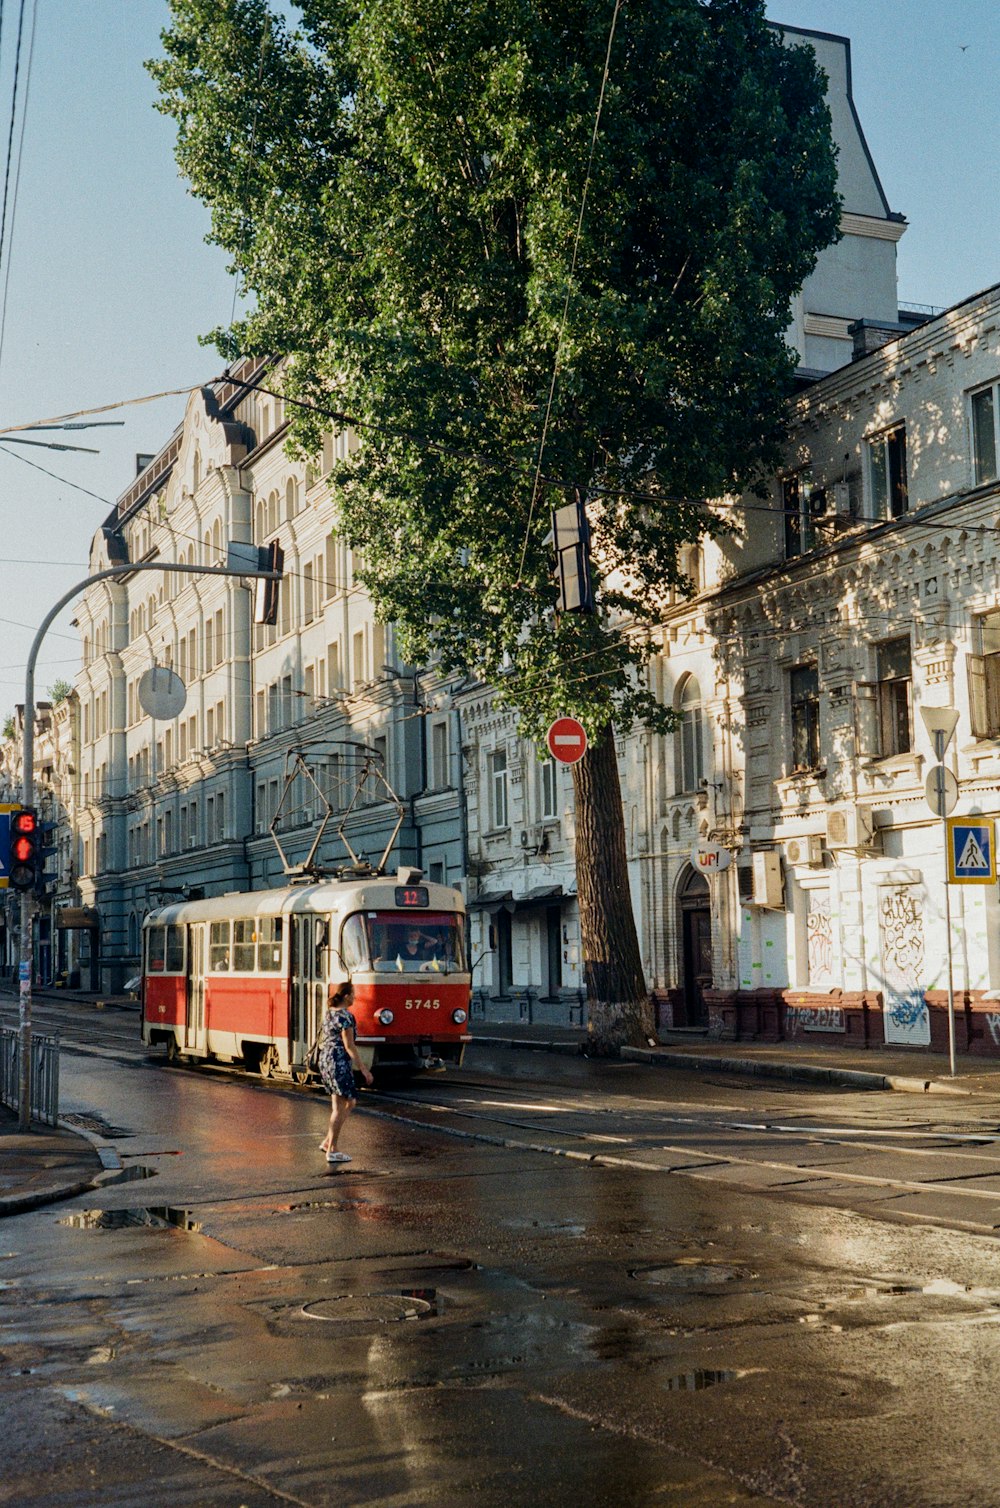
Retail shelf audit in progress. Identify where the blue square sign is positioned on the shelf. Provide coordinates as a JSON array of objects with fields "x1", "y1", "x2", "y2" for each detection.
[{"x1": 947, "y1": 818, "x2": 996, "y2": 883}]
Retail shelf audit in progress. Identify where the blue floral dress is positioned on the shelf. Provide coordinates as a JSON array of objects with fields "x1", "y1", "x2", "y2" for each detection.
[{"x1": 319, "y1": 1006, "x2": 359, "y2": 1099}]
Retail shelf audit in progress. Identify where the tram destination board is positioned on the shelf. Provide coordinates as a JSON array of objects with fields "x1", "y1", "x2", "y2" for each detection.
[{"x1": 395, "y1": 885, "x2": 430, "y2": 908}]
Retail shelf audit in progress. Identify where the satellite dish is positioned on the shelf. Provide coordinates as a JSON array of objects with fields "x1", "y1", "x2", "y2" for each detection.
[{"x1": 138, "y1": 665, "x2": 187, "y2": 720}]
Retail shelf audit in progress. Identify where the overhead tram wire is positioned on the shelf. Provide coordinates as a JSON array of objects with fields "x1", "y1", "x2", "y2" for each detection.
[
  {"x1": 6, "y1": 365, "x2": 1000, "y2": 547},
  {"x1": 516, "y1": 0, "x2": 623, "y2": 587},
  {"x1": 0, "y1": 0, "x2": 35, "y2": 378}
]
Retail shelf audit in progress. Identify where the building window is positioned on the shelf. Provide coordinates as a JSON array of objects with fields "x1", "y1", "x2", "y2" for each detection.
[
  {"x1": 877, "y1": 637, "x2": 912, "y2": 755},
  {"x1": 431, "y1": 719, "x2": 449, "y2": 789},
  {"x1": 490, "y1": 749, "x2": 509, "y2": 830},
  {"x1": 782, "y1": 473, "x2": 825, "y2": 557},
  {"x1": 495, "y1": 908, "x2": 512, "y2": 996},
  {"x1": 969, "y1": 609, "x2": 1000, "y2": 738},
  {"x1": 540, "y1": 755, "x2": 558, "y2": 819},
  {"x1": 972, "y1": 384, "x2": 999, "y2": 484},
  {"x1": 868, "y1": 425, "x2": 908, "y2": 518},
  {"x1": 676, "y1": 675, "x2": 705, "y2": 792},
  {"x1": 789, "y1": 665, "x2": 821, "y2": 772}
]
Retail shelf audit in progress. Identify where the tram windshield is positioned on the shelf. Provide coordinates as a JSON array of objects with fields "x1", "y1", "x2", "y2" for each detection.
[{"x1": 341, "y1": 912, "x2": 467, "y2": 974}]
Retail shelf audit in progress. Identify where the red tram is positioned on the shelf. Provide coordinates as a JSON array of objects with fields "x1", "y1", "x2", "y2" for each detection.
[{"x1": 140, "y1": 869, "x2": 471, "y2": 1077}]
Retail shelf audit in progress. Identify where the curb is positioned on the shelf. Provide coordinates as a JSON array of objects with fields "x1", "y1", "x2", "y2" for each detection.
[
  {"x1": 0, "y1": 1119, "x2": 118, "y2": 1218},
  {"x1": 468, "y1": 1037, "x2": 973, "y2": 1096},
  {"x1": 620, "y1": 1045, "x2": 973, "y2": 1095}
]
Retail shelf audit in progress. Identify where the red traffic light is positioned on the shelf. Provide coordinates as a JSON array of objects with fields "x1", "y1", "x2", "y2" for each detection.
[{"x1": 9, "y1": 806, "x2": 39, "y2": 891}]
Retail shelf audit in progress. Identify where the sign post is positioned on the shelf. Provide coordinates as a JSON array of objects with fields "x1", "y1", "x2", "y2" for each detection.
[
  {"x1": 546, "y1": 717, "x2": 588, "y2": 765},
  {"x1": 919, "y1": 706, "x2": 961, "y2": 1076}
]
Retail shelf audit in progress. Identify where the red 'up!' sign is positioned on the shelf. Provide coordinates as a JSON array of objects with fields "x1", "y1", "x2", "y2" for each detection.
[{"x1": 546, "y1": 717, "x2": 588, "y2": 764}]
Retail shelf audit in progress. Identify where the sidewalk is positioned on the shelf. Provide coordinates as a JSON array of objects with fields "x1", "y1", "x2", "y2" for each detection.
[
  {"x1": 471, "y1": 1021, "x2": 1000, "y2": 1096},
  {"x1": 0, "y1": 1105, "x2": 105, "y2": 1215}
]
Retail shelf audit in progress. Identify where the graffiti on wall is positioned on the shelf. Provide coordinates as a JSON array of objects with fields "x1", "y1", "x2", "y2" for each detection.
[
  {"x1": 878, "y1": 885, "x2": 930, "y2": 1046},
  {"x1": 807, "y1": 891, "x2": 834, "y2": 988},
  {"x1": 786, "y1": 1005, "x2": 846, "y2": 1034}
]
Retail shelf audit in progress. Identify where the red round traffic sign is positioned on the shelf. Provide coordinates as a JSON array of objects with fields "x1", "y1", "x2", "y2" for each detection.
[{"x1": 546, "y1": 717, "x2": 588, "y2": 764}]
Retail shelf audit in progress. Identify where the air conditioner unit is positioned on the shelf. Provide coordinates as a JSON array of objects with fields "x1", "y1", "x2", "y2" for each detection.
[
  {"x1": 187, "y1": 835, "x2": 198, "y2": 849},
  {"x1": 751, "y1": 851, "x2": 784, "y2": 908},
  {"x1": 831, "y1": 481, "x2": 852, "y2": 519},
  {"x1": 784, "y1": 834, "x2": 823, "y2": 867},
  {"x1": 519, "y1": 830, "x2": 531, "y2": 848},
  {"x1": 826, "y1": 804, "x2": 875, "y2": 850}
]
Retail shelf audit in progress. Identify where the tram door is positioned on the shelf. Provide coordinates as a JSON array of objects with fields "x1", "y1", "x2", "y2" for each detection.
[
  {"x1": 185, "y1": 925, "x2": 207, "y2": 1052},
  {"x1": 291, "y1": 915, "x2": 329, "y2": 1067}
]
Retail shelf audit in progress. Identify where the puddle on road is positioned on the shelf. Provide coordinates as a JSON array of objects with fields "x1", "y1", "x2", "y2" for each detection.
[
  {"x1": 59, "y1": 1206, "x2": 202, "y2": 1233},
  {"x1": 301, "y1": 1288, "x2": 439, "y2": 1323},
  {"x1": 634, "y1": 1262, "x2": 742, "y2": 1289},
  {"x1": 278, "y1": 1197, "x2": 371, "y2": 1213},
  {"x1": 665, "y1": 1368, "x2": 742, "y2": 1392},
  {"x1": 95, "y1": 1165, "x2": 157, "y2": 1187}
]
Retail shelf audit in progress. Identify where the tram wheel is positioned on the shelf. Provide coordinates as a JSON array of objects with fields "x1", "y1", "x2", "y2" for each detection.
[
  {"x1": 258, "y1": 1044, "x2": 280, "y2": 1079},
  {"x1": 291, "y1": 1063, "x2": 311, "y2": 1085},
  {"x1": 165, "y1": 1036, "x2": 180, "y2": 1064}
]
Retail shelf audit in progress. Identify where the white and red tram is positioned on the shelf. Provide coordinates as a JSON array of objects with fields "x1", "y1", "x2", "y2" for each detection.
[{"x1": 140, "y1": 870, "x2": 471, "y2": 1077}]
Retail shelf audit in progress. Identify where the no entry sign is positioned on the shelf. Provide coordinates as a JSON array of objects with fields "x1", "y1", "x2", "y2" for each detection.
[{"x1": 547, "y1": 717, "x2": 588, "y2": 764}]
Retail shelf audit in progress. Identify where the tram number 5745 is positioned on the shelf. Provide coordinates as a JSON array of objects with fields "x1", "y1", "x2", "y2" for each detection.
[{"x1": 405, "y1": 997, "x2": 441, "y2": 1010}]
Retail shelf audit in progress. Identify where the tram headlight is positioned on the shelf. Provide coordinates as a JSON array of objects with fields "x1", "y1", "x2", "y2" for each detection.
[
  {"x1": 377, "y1": 1008, "x2": 394, "y2": 1026},
  {"x1": 452, "y1": 1008, "x2": 468, "y2": 1024}
]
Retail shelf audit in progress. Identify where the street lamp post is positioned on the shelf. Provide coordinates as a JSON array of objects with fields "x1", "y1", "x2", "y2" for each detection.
[
  {"x1": 919, "y1": 705, "x2": 960, "y2": 1079},
  {"x1": 17, "y1": 551, "x2": 279, "y2": 1129}
]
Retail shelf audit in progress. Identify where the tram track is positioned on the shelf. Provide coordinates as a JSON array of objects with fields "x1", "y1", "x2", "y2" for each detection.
[{"x1": 13, "y1": 995, "x2": 1000, "y2": 1231}]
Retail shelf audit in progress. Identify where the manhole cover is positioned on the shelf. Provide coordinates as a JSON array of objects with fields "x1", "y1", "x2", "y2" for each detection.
[{"x1": 301, "y1": 1290, "x2": 437, "y2": 1323}]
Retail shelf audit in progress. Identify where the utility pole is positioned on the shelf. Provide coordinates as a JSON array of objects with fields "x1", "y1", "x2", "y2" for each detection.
[{"x1": 17, "y1": 550, "x2": 280, "y2": 1129}]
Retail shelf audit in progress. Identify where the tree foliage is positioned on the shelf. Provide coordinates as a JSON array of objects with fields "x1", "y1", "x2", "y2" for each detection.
[{"x1": 151, "y1": 0, "x2": 839, "y2": 740}]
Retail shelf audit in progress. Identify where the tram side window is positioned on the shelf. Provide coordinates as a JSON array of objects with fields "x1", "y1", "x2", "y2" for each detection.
[
  {"x1": 147, "y1": 927, "x2": 166, "y2": 973},
  {"x1": 148, "y1": 925, "x2": 185, "y2": 973},
  {"x1": 165, "y1": 925, "x2": 184, "y2": 973},
  {"x1": 258, "y1": 916, "x2": 283, "y2": 972},
  {"x1": 233, "y1": 919, "x2": 256, "y2": 972},
  {"x1": 209, "y1": 920, "x2": 232, "y2": 972}
]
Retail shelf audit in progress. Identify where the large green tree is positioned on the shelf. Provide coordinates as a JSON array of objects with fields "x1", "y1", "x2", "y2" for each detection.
[{"x1": 152, "y1": 0, "x2": 839, "y2": 1048}]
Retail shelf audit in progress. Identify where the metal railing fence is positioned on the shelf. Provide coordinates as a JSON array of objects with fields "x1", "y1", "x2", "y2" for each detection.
[{"x1": 0, "y1": 1026, "x2": 60, "y2": 1125}]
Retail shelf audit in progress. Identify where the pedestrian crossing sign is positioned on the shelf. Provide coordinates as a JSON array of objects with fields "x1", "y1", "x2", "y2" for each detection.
[{"x1": 946, "y1": 818, "x2": 996, "y2": 883}]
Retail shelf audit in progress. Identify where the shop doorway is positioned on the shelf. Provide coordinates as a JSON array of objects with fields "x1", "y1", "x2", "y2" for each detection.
[{"x1": 679, "y1": 867, "x2": 712, "y2": 1028}]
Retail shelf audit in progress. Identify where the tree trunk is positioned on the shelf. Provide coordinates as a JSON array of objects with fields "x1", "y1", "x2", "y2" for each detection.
[{"x1": 571, "y1": 727, "x2": 653, "y2": 1052}]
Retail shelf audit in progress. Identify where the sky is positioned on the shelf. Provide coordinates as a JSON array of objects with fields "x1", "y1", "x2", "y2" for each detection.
[{"x1": 0, "y1": 0, "x2": 996, "y2": 710}]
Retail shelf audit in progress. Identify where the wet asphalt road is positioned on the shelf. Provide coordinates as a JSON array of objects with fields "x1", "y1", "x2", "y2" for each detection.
[{"x1": 6, "y1": 1012, "x2": 1000, "y2": 1503}]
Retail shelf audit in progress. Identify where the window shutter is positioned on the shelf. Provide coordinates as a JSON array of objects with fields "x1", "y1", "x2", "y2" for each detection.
[
  {"x1": 854, "y1": 682, "x2": 879, "y2": 761},
  {"x1": 968, "y1": 654, "x2": 989, "y2": 738}
]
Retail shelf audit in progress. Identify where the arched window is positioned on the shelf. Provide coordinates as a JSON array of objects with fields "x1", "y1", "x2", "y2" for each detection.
[
  {"x1": 676, "y1": 675, "x2": 706, "y2": 792},
  {"x1": 285, "y1": 476, "x2": 298, "y2": 520},
  {"x1": 255, "y1": 499, "x2": 266, "y2": 540},
  {"x1": 267, "y1": 490, "x2": 279, "y2": 535},
  {"x1": 192, "y1": 446, "x2": 201, "y2": 491},
  {"x1": 212, "y1": 519, "x2": 222, "y2": 557}
]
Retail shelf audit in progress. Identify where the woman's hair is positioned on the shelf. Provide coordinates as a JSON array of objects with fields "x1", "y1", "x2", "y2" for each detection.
[{"x1": 329, "y1": 980, "x2": 354, "y2": 1008}]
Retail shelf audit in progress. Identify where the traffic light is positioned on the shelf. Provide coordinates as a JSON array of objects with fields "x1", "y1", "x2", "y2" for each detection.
[
  {"x1": 9, "y1": 807, "x2": 39, "y2": 892},
  {"x1": 552, "y1": 493, "x2": 594, "y2": 613},
  {"x1": 35, "y1": 820, "x2": 57, "y2": 898},
  {"x1": 254, "y1": 538, "x2": 284, "y2": 626}
]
